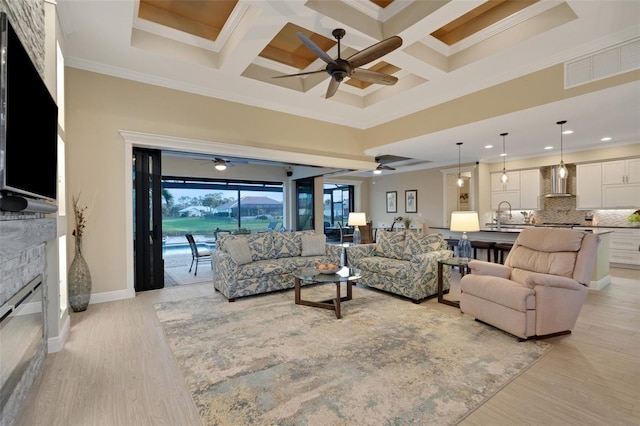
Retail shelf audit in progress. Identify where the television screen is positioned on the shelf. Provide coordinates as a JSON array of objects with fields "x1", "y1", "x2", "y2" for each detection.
[{"x1": 0, "y1": 12, "x2": 58, "y2": 201}]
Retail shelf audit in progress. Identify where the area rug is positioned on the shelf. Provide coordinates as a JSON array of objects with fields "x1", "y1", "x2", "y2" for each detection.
[{"x1": 154, "y1": 286, "x2": 551, "y2": 425}]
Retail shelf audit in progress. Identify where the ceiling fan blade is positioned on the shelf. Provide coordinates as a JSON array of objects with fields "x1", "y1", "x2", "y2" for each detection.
[
  {"x1": 351, "y1": 68, "x2": 398, "y2": 85},
  {"x1": 297, "y1": 32, "x2": 337, "y2": 66},
  {"x1": 377, "y1": 164, "x2": 395, "y2": 171},
  {"x1": 347, "y1": 36, "x2": 402, "y2": 68},
  {"x1": 325, "y1": 78, "x2": 340, "y2": 98},
  {"x1": 273, "y1": 70, "x2": 326, "y2": 79}
]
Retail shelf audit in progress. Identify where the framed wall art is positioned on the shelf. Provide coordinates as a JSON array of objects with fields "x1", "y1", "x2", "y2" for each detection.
[
  {"x1": 405, "y1": 190, "x2": 417, "y2": 213},
  {"x1": 386, "y1": 191, "x2": 397, "y2": 213}
]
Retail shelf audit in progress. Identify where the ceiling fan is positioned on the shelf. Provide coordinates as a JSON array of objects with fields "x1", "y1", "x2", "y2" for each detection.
[
  {"x1": 204, "y1": 157, "x2": 248, "y2": 171},
  {"x1": 373, "y1": 154, "x2": 410, "y2": 174},
  {"x1": 274, "y1": 29, "x2": 402, "y2": 99}
]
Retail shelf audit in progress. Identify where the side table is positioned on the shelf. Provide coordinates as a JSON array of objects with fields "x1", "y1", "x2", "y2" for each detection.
[{"x1": 437, "y1": 257, "x2": 470, "y2": 308}]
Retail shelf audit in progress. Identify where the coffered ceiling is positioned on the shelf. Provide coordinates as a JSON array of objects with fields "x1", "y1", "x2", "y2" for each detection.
[{"x1": 56, "y1": 0, "x2": 640, "y2": 170}]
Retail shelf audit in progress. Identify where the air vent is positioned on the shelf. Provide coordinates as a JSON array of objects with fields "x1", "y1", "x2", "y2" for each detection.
[{"x1": 565, "y1": 38, "x2": 640, "y2": 88}]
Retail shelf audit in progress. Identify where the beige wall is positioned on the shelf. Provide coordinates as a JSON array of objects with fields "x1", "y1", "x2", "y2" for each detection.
[
  {"x1": 65, "y1": 66, "x2": 640, "y2": 299},
  {"x1": 65, "y1": 68, "x2": 377, "y2": 296}
]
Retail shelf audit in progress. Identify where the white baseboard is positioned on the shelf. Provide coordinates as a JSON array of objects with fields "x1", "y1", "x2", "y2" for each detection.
[
  {"x1": 90, "y1": 288, "x2": 136, "y2": 305},
  {"x1": 588, "y1": 274, "x2": 611, "y2": 291},
  {"x1": 48, "y1": 314, "x2": 70, "y2": 353}
]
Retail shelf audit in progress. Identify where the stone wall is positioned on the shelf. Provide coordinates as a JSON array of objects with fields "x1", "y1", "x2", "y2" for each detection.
[{"x1": 0, "y1": 2, "x2": 51, "y2": 425}]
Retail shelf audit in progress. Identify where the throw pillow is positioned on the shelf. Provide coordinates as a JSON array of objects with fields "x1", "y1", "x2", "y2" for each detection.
[
  {"x1": 374, "y1": 230, "x2": 406, "y2": 260},
  {"x1": 301, "y1": 234, "x2": 326, "y2": 256},
  {"x1": 225, "y1": 239, "x2": 252, "y2": 265}
]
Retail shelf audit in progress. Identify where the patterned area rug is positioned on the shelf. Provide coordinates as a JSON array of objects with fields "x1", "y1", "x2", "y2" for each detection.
[{"x1": 154, "y1": 285, "x2": 551, "y2": 425}]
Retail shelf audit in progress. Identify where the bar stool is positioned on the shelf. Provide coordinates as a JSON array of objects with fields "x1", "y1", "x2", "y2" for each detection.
[
  {"x1": 445, "y1": 238, "x2": 459, "y2": 252},
  {"x1": 470, "y1": 241, "x2": 495, "y2": 262},
  {"x1": 494, "y1": 242, "x2": 514, "y2": 264}
]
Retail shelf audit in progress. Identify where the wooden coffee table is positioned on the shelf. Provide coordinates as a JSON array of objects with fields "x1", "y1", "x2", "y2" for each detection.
[{"x1": 293, "y1": 267, "x2": 362, "y2": 319}]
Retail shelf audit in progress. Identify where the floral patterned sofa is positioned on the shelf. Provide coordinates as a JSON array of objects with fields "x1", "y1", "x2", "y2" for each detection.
[
  {"x1": 212, "y1": 231, "x2": 342, "y2": 301},
  {"x1": 345, "y1": 231, "x2": 452, "y2": 303}
]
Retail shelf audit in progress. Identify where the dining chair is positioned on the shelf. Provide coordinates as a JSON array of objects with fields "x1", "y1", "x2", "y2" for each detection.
[{"x1": 185, "y1": 233, "x2": 212, "y2": 276}]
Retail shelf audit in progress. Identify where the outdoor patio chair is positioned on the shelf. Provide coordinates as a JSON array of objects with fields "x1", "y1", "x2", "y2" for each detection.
[{"x1": 185, "y1": 233, "x2": 212, "y2": 276}]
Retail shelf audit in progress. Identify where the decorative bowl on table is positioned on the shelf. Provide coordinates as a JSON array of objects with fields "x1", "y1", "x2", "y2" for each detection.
[{"x1": 315, "y1": 263, "x2": 341, "y2": 274}]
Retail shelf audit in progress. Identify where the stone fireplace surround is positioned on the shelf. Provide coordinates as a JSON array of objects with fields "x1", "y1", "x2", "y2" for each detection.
[{"x1": 0, "y1": 214, "x2": 56, "y2": 426}]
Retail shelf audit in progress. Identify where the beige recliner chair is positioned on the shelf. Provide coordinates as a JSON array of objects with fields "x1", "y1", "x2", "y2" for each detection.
[{"x1": 460, "y1": 228, "x2": 599, "y2": 340}]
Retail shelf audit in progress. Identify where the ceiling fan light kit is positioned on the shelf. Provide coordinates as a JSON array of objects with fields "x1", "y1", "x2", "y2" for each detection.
[{"x1": 274, "y1": 29, "x2": 402, "y2": 99}]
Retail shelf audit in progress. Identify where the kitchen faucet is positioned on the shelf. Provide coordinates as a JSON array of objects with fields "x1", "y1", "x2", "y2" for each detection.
[{"x1": 496, "y1": 201, "x2": 512, "y2": 230}]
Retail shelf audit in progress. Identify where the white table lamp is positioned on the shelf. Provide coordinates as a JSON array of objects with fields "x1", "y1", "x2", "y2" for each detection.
[
  {"x1": 450, "y1": 211, "x2": 480, "y2": 261},
  {"x1": 348, "y1": 212, "x2": 367, "y2": 245}
]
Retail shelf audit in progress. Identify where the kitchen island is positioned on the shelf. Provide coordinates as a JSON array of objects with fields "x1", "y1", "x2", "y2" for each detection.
[{"x1": 428, "y1": 225, "x2": 612, "y2": 290}]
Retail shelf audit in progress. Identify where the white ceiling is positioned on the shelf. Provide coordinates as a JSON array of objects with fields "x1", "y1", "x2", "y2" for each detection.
[{"x1": 56, "y1": 0, "x2": 640, "y2": 171}]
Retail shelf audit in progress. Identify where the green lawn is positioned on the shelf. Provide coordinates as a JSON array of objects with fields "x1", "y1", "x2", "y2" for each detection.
[{"x1": 162, "y1": 216, "x2": 278, "y2": 236}]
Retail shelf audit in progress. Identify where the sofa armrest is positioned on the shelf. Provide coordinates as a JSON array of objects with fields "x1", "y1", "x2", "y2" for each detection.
[
  {"x1": 468, "y1": 260, "x2": 511, "y2": 279},
  {"x1": 411, "y1": 249, "x2": 453, "y2": 264},
  {"x1": 344, "y1": 244, "x2": 376, "y2": 266},
  {"x1": 524, "y1": 272, "x2": 584, "y2": 291},
  {"x1": 324, "y1": 244, "x2": 343, "y2": 265},
  {"x1": 409, "y1": 249, "x2": 452, "y2": 278}
]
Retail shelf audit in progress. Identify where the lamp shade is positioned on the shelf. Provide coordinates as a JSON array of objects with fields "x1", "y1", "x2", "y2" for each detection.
[
  {"x1": 450, "y1": 211, "x2": 480, "y2": 232},
  {"x1": 348, "y1": 212, "x2": 367, "y2": 227}
]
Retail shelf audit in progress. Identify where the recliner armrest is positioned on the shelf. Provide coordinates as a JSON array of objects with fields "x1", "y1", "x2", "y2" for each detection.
[
  {"x1": 468, "y1": 260, "x2": 511, "y2": 279},
  {"x1": 524, "y1": 272, "x2": 584, "y2": 291}
]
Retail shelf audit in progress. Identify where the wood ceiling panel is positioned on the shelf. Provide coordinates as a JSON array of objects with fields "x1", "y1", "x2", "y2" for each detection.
[
  {"x1": 138, "y1": 0, "x2": 237, "y2": 42},
  {"x1": 431, "y1": 0, "x2": 539, "y2": 46},
  {"x1": 369, "y1": 0, "x2": 394, "y2": 8},
  {"x1": 259, "y1": 23, "x2": 336, "y2": 69},
  {"x1": 345, "y1": 61, "x2": 401, "y2": 89}
]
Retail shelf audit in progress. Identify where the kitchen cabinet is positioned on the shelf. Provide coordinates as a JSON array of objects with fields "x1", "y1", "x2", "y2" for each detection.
[
  {"x1": 602, "y1": 158, "x2": 640, "y2": 184},
  {"x1": 491, "y1": 171, "x2": 520, "y2": 192},
  {"x1": 490, "y1": 170, "x2": 541, "y2": 210},
  {"x1": 519, "y1": 169, "x2": 543, "y2": 210},
  {"x1": 576, "y1": 163, "x2": 602, "y2": 209},
  {"x1": 576, "y1": 158, "x2": 640, "y2": 209},
  {"x1": 601, "y1": 158, "x2": 640, "y2": 208},
  {"x1": 598, "y1": 227, "x2": 640, "y2": 267}
]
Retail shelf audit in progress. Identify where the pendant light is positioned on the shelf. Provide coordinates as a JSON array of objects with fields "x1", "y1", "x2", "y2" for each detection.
[
  {"x1": 557, "y1": 120, "x2": 568, "y2": 179},
  {"x1": 456, "y1": 142, "x2": 464, "y2": 187},
  {"x1": 500, "y1": 132, "x2": 509, "y2": 184}
]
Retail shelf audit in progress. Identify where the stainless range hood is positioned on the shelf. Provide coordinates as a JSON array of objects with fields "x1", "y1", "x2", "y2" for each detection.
[{"x1": 545, "y1": 165, "x2": 574, "y2": 198}]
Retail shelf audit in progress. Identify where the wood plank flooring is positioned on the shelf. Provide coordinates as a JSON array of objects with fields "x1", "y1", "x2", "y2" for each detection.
[{"x1": 15, "y1": 268, "x2": 640, "y2": 426}]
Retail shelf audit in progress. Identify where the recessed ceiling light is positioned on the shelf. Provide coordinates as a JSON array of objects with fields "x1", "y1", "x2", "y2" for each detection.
[
  {"x1": 601, "y1": 137, "x2": 612, "y2": 141},
  {"x1": 484, "y1": 144, "x2": 493, "y2": 149},
  {"x1": 500, "y1": 153, "x2": 507, "y2": 157},
  {"x1": 373, "y1": 169, "x2": 382, "y2": 175},
  {"x1": 544, "y1": 146, "x2": 553, "y2": 150},
  {"x1": 562, "y1": 130, "x2": 573, "y2": 135}
]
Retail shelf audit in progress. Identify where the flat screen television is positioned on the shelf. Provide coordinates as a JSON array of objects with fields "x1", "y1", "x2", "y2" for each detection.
[{"x1": 0, "y1": 12, "x2": 58, "y2": 202}]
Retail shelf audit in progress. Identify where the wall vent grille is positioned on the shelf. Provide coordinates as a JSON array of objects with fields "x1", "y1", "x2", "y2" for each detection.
[{"x1": 565, "y1": 38, "x2": 639, "y2": 88}]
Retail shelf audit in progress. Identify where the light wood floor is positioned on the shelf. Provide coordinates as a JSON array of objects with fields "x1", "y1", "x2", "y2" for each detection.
[{"x1": 15, "y1": 268, "x2": 640, "y2": 426}]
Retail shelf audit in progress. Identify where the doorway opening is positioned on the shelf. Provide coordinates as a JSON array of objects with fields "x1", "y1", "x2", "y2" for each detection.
[{"x1": 160, "y1": 176, "x2": 284, "y2": 287}]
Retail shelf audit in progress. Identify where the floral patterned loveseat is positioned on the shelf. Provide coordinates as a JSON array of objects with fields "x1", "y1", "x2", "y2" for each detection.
[
  {"x1": 212, "y1": 231, "x2": 342, "y2": 301},
  {"x1": 345, "y1": 231, "x2": 452, "y2": 303}
]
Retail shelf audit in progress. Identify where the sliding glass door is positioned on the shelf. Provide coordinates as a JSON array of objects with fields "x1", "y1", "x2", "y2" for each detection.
[
  {"x1": 296, "y1": 177, "x2": 314, "y2": 231},
  {"x1": 133, "y1": 148, "x2": 164, "y2": 291}
]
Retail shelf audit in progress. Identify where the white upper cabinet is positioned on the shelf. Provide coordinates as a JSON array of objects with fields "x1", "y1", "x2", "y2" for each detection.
[
  {"x1": 519, "y1": 169, "x2": 542, "y2": 210},
  {"x1": 490, "y1": 171, "x2": 520, "y2": 192},
  {"x1": 577, "y1": 158, "x2": 639, "y2": 209},
  {"x1": 490, "y1": 170, "x2": 541, "y2": 210},
  {"x1": 576, "y1": 163, "x2": 602, "y2": 209}
]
